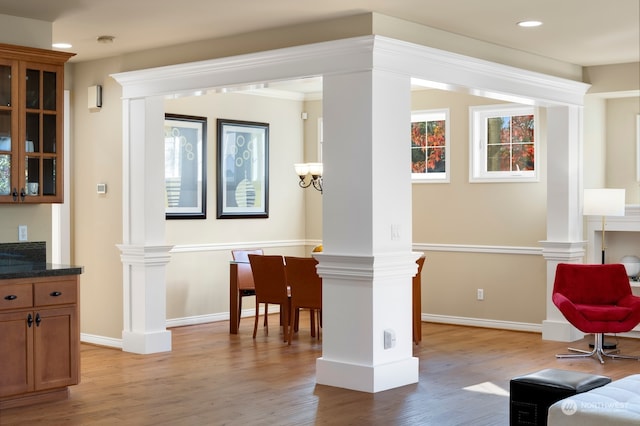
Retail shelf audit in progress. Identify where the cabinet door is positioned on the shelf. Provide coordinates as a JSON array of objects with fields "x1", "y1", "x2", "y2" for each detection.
[
  {"x1": 0, "y1": 58, "x2": 19, "y2": 203},
  {"x1": 19, "y1": 61, "x2": 64, "y2": 203},
  {"x1": 33, "y1": 306, "x2": 79, "y2": 390},
  {"x1": 0, "y1": 310, "x2": 33, "y2": 397}
]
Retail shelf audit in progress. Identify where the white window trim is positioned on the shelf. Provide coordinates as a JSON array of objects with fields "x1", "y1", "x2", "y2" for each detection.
[
  {"x1": 469, "y1": 103, "x2": 538, "y2": 183},
  {"x1": 411, "y1": 108, "x2": 450, "y2": 183}
]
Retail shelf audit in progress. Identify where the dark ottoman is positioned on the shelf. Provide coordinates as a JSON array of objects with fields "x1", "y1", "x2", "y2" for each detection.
[{"x1": 509, "y1": 368, "x2": 611, "y2": 426}]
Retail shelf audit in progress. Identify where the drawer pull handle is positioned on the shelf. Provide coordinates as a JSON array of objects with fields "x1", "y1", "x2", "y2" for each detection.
[
  {"x1": 50, "y1": 291, "x2": 62, "y2": 297},
  {"x1": 4, "y1": 295, "x2": 17, "y2": 301}
]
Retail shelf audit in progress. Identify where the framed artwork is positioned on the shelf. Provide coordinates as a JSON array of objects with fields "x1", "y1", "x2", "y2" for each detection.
[
  {"x1": 411, "y1": 109, "x2": 450, "y2": 182},
  {"x1": 164, "y1": 114, "x2": 207, "y2": 219},
  {"x1": 216, "y1": 119, "x2": 269, "y2": 218}
]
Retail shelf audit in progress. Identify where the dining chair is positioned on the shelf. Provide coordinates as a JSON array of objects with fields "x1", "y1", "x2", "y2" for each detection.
[
  {"x1": 231, "y1": 249, "x2": 265, "y2": 328},
  {"x1": 248, "y1": 254, "x2": 291, "y2": 342},
  {"x1": 284, "y1": 256, "x2": 322, "y2": 345}
]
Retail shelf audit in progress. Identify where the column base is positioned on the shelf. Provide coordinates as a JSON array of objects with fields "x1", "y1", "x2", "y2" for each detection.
[
  {"x1": 122, "y1": 330, "x2": 172, "y2": 354},
  {"x1": 316, "y1": 356, "x2": 418, "y2": 393},
  {"x1": 542, "y1": 319, "x2": 584, "y2": 342}
]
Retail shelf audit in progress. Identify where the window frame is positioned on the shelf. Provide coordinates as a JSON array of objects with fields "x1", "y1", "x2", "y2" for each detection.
[
  {"x1": 411, "y1": 108, "x2": 450, "y2": 183},
  {"x1": 469, "y1": 104, "x2": 538, "y2": 183}
]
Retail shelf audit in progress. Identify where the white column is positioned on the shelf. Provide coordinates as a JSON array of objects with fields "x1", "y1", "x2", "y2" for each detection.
[
  {"x1": 541, "y1": 105, "x2": 586, "y2": 342},
  {"x1": 315, "y1": 69, "x2": 419, "y2": 393},
  {"x1": 118, "y1": 96, "x2": 173, "y2": 354}
]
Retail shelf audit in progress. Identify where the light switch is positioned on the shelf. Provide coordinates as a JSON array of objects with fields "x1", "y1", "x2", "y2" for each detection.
[{"x1": 18, "y1": 225, "x2": 27, "y2": 241}]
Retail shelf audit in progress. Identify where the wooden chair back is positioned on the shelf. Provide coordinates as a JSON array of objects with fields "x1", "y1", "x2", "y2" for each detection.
[
  {"x1": 285, "y1": 256, "x2": 322, "y2": 310},
  {"x1": 284, "y1": 256, "x2": 322, "y2": 344},
  {"x1": 232, "y1": 249, "x2": 263, "y2": 290},
  {"x1": 248, "y1": 254, "x2": 290, "y2": 341}
]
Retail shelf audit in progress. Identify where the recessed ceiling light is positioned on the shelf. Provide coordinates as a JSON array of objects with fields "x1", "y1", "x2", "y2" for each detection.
[
  {"x1": 97, "y1": 35, "x2": 115, "y2": 44},
  {"x1": 517, "y1": 20, "x2": 543, "y2": 28},
  {"x1": 52, "y1": 43, "x2": 72, "y2": 49}
]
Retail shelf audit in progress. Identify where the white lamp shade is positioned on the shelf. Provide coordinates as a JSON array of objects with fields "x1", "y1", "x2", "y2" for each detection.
[
  {"x1": 583, "y1": 188, "x2": 626, "y2": 216},
  {"x1": 294, "y1": 163, "x2": 309, "y2": 176},
  {"x1": 307, "y1": 162, "x2": 323, "y2": 176}
]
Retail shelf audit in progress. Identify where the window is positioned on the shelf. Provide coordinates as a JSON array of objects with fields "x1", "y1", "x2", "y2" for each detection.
[
  {"x1": 470, "y1": 104, "x2": 537, "y2": 182},
  {"x1": 411, "y1": 109, "x2": 450, "y2": 182}
]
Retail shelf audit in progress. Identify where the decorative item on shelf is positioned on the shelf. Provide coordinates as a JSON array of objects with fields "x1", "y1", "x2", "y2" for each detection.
[
  {"x1": 583, "y1": 188, "x2": 626, "y2": 264},
  {"x1": 312, "y1": 244, "x2": 323, "y2": 253},
  {"x1": 294, "y1": 162, "x2": 323, "y2": 193},
  {"x1": 620, "y1": 255, "x2": 640, "y2": 280}
]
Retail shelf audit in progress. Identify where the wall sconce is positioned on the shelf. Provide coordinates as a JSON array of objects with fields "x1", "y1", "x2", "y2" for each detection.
[
  {"x1": 88, "y1": 85, "x2": 102, "y2": 111},
  {"x1": 294, "y1": 162, "x2": 323, "y2": 193}
]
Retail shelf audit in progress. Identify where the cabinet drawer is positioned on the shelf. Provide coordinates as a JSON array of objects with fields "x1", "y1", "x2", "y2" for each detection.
[
  {"x1": 34, "y1": 280, "x2": 77, "y2": 306},
  {"x1": 0, "y1": 284, "x2": 33, "y2": 310}
]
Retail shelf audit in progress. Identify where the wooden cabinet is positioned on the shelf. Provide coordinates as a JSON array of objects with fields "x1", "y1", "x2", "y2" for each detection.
[
  {"x1": 0, "y1": 44, "x2": 74, "y2": 203},
  {"x1": 0, "y1": 275, "x2": 80, "y2": 409}
]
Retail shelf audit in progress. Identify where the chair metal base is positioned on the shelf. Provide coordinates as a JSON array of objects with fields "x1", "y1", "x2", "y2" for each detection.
[{"x1": 556, "y1": 333, "x2": 640, "y2": 364}]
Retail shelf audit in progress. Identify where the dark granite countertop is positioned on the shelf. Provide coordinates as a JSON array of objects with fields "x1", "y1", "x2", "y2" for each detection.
[
  {"x1": 0, "y1": 263, "x2": 83, "y2": 280},
  {"x1": 0, "y1": 241, "x2": 83, "y2": 280}
]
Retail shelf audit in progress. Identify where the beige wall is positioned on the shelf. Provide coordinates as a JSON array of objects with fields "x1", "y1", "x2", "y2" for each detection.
[
  {"x1": 606, "y1": 97, "x2": 640, "y2": 201},
  {"x1": 71, "y1": 59, "x2": 124, "y2": 339},
  {"x1": 163, "y1": 92, "x2": 309, "y2": 320},
  {"x1": 301, "y1": 100, "x2": 324, "y2": 241},
  {"x1": 410, "y1": 90, "x2": 548, "y2": 323}
]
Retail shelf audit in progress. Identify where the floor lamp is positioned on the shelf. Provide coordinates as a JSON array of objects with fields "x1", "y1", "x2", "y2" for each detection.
[
  {"x1": 583, "y1": 188, "x2": 626, "y2": 265},
  {"x1": 583, "y1": 188, "x2": 626, "y2": 349}
]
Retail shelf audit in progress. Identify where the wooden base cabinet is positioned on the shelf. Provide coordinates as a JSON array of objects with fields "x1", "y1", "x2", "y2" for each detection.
[{"x1": 0, "y1": 275, "x2": 79, "y2": 409}]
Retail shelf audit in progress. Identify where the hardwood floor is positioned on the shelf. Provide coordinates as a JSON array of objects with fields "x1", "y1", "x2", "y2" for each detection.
[{"x1": 2, "y1": 315, "x2": 640, "y2": 426}]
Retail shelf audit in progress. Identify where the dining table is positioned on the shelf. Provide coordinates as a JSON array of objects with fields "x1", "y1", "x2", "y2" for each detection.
[{"x1": 229, "y1": 258, "x2": 424, "y2": 343}]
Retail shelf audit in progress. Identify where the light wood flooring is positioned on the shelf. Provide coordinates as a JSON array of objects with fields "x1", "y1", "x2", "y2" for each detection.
[{"x1": 2, "y1": 315, "x2": 640, "y2": 426}]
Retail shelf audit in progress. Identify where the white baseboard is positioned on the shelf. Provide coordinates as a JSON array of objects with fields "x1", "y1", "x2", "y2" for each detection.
[
  {"x1": 421, "y1": 313, "x2": 542, "y2": 333},
  {"x1": 80, "y1": 333, "x2": 123, "y2": 349},
  {"x1": 166, "y1": 312, "x2": 230, "y2": 328}
]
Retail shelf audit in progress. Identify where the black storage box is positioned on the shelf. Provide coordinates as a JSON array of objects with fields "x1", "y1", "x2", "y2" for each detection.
[{"x1": 509, "y1": 368, "x2": 611, "y2": 426}]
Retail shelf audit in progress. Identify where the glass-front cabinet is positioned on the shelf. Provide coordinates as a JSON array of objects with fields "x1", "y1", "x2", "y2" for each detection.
[{"x1": 0, "y1": 44, "x2": 74, "y2": 204}]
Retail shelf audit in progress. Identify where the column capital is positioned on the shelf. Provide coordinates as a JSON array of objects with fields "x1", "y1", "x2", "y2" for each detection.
[
  {"x1": 117, "y1": 244, "x2": 173, "y2": 265},
  {"x1": 539, "y1": 240, "x2": 586, "y2": 262},
  {"x1": 314, "y1": 252, "x2": 421, "y2": 281}
]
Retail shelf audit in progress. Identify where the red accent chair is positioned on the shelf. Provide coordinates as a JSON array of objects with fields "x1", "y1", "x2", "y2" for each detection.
[{"x1": 552, "y1": 263, "x2": 640, "y2": 363}]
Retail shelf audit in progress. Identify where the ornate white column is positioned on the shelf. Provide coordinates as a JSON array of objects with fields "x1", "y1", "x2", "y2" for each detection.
[
  {"x1": 315, "y1": 69, "x2": 420, "y2": 393},
  {"x1": 117, "y1": 96, "x2": 173, "y2": 354},
  {"x1": 541, "y1": 105, "x2": 587, "y2": 342}
]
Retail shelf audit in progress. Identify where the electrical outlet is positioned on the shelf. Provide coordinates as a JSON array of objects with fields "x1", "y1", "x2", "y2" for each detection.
[
  {"x1": 477, "y1": 288, "x2": 484, "y2": 301},
  {"x1": 18, "y1": 225, "x2": 27, "y2": 241},
  {"x1": 384, "y1": 329, "x2": 396, "y2": 349}
]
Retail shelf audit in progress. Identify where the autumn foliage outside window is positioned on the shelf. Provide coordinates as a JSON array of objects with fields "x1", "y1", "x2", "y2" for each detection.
[
  {"x1": 411, "y1": 109, "x2": 449, "y2": 181},
  {"x1": 486, "y1": 115, "x2": 534, "y2": 172}
]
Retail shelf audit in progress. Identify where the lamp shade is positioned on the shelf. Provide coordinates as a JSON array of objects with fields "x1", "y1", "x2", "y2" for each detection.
[
  {"x1": 583, "y1": 188, "x2": 626, "y2": 217},
  {"x1": 307, "y1": 162, "x2": 323, "y2": 176},
  {"x1": 294, "y1": 163, "x2": 309, "y2": 176}
]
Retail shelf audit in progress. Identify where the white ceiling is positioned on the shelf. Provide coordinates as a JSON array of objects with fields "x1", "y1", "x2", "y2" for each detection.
[{"x1": 0, "y1": 0, "x2": 637, "y2": 67}]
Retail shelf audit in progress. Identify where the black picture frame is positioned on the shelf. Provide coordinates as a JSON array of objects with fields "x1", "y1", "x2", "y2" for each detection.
[
  {"x1": 216, "y1": 119, "x2": 269, "y2": 219},
  {"x1": 164, "y1": 113, "x2": 207, "y2": 219}
]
